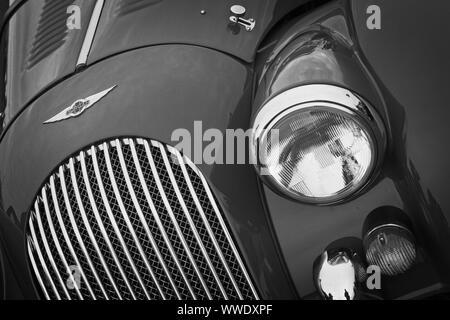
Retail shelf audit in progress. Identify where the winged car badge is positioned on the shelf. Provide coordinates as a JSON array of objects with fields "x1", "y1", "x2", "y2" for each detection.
[{"x1": 44, "y1": 86, "x2": 117, "y2": 124}]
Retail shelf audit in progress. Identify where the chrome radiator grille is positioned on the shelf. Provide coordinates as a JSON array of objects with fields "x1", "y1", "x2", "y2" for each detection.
[{"x1": 26, "y1": 138, "x2": 258, "y2": 300}]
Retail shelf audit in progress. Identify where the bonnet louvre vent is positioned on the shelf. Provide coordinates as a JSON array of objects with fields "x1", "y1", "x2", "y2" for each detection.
[
  {"x1": 28, "y1": 0, "x2": 74, "y2": 69},
  {"x1": 116, "y1": 0, "x2": 163, "y2": 16}
]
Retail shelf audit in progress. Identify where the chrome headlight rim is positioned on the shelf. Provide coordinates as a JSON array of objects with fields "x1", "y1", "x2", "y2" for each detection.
[{"x1": 251, "y1": 84, "x2": 386, "y2": 205}]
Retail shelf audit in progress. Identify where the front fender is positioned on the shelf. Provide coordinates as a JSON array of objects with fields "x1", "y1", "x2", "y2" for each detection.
[{"x1": 252, "y1": 0, "x2": 450, "y2": 299}]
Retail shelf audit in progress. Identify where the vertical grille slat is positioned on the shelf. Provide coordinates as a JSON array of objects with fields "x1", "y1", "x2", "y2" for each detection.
[
  {"x1": 130, "y1": 140, "x2": 191, "y2": 299},
  {"x1": 103, "y1": 141, "x2": 162, "y2": 299},
  {"x1": 167, "y1": 148, "x2": 230, "y2": 299},
  {"x1": 143, "y1": 140, "x2": 198, "y2": 299},
  {"x1": 27, "y1": 237, "x2": 52, "y2": 300},
  {"x1": 183, "y1": 159, "x2": 259, "y2": 299},
  {"x1": 169, "y1": 148, "x2": 242, "y2": 298},
  {"x1": 156, "y1": 142, "x2": 213, "y2": 299},
  {"x1": 126, "y1": 139, "x2": 181, "y2": 299},
  {"x1": 154, "y1": 141, "x2": 224, "y2": 299},
  {"x1": 48, "y1": 176, "x2": 95, "y2": 300},
  {"x1": 114, "y1": 140, "x2": 170, "y2": 299},
  {"x1": 28, "y1": 219, "x2": 61, "y2": 300},
  {"x1": 81, "y1": 150, "x2": 135, "y2": 299},
  {"x1": 68, "y1": 158, "x2": 121, "y2": 299},
  {"x1": 41, "y1": 186, "x2": 82, "y2": 300},
  {"x1": 58, "y1": 166, "x2": 108, "y2": 299},
  {"x1": 27, "y1": 138, "x2": 258, "y2": 300},
  {"x1": 33, "y1": 202, "x2": 71, "y2": 299},
  {"x1": 94, "y1": 143, "x2": 153, "y2": 299},
  {"x1": 89, "y1": 146, "x2": 142, "y2": 299}
]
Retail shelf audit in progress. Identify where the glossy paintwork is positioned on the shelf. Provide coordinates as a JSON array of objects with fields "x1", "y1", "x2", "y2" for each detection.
[
  {"x1": 0, "y1": 0, "x2": 318, "y2": 136},
  {"x1": 0, "y1": 45, "x2": 296, "y2": 299},
  {"x1": 88, "y1": 0, "x2": 314, "y2": 65},
  {"x1": 0, "y1": 3, "x2": 7, "y2": 28},
  {"x1": 1, "y1": 0, "x2": 450, "y2": 300},
  {"x1": 0, "y1": 0, "x2": 96, "y2": 132},
  {"x1": 350, "y1": 0, "x2": 450, "y2": 285},
  {"x1": 253, "y1": 0, "x2": 450, "y2": 298}
]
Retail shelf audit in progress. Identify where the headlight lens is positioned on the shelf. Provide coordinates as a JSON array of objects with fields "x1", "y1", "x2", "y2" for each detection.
[{"x1": 252, "y1": 85, "x2": 384, "y2": 204}]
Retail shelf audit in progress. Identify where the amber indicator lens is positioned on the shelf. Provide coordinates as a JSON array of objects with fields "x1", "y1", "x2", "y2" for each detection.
[{"x1": 364, "y1": 225, "x2": 416, "y2": 276}]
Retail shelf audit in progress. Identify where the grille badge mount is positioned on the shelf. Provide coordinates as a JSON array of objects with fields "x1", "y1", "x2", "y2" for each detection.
[{"x1": 43, "y1": 86, "x2": 117, "y2": 124}]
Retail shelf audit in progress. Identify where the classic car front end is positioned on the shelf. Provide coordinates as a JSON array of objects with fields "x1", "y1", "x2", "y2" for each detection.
[{"x1": 0, "y1": 0, "x2": 449, "y2": 300}]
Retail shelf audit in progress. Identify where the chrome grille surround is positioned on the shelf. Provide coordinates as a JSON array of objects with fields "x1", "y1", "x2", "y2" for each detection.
[{"x1": 26, "y1": 138, "x2": 258, "y2": 300}]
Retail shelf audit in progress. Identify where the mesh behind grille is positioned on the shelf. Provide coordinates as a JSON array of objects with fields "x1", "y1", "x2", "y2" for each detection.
[{"x1": 26, "y1": 138, "x2": 258, "y2": 300}]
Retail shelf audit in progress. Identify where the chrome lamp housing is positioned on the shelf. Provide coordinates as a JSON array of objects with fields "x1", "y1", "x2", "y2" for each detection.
[{"x1": 251, "y1": 84, "x2": 386, "y2": 205}]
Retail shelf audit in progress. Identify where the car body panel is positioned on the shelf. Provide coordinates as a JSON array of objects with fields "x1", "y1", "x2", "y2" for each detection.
[
  {"x1": 255, "y1": 0, "x2": 450, "y2": 298},
  {"x1": 0, "y1": 0, "x2": 97, "y2": 131},
  {"x1": 1, "y1": 0, "x2": 450, "y2": 300},
  {"x1": 350, "y1": 0, "x2": 450, "y2": 287},
  {"x1": 88, "y1": 0, "x2": 314, "y2": 65},
  {"x1": 0, "y1": 0, "x2": 318, "y2": 137}
]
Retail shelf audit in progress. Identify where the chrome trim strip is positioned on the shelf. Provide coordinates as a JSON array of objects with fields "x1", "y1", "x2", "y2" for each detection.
[
  {"x1": 157, "y1": 143, "x2": 213, "y2": 299},
  {"x1": 42, "y1": 186, "x2": 83, "y2": 299},
  {"x1": 252, "y1": 84, "x2": 363, "y2": 141},
  {"x1": 250, "y1": 84, "x2": 386, "y2": 205},
  {"x1": 200, "y1": 174, "x2": 260, "y2": 299},
  {"x1": 29, "y1": 218, "x2": 60, "y2": 299},
  {"x1": 33, "y1": 201, "x2": 71, "y2": 299},
  {"x1": 27, "y1": 237, "x2": 50, "y2": 300},
  {"x1": 76, "y1": 0, "x2": 104, "y2": 67},
  {"x1": 116, "y1": 139, "x2": 181, "y2": 299},
  {"x1": 182, "y1": 154, "x2": 260, "y2": 299},
  {"x1": 136, "y1": 140, "x2": 191, "y2": 300},
  {"x1": 168, "y1": 147, "x2": 238, "y2": 299},
  {"x1": 49, "y1": 176, "x2": 94, "y2": 299},
  {"x1": 365, "y1": 223, "x2": 412, "y2": 239},
  {"x1": 142, "y1": 140, "x2": 196, "y2": 299},
  {"x1": 69, "y1": 157, "x2": 121, "y2": 299},
  {"x1": 168, "y1": 148, "x2": 231, "y2": 299},
  {"x1": 159, "y1": 144, "x2": 223, "y2": 299},
  {"x1": 127, "y1": 139, "x2": 181, "y2": 299},
  {"x1": 59, "y1": 166, "x2": 108, "y2": 299},
  {"x1": 106, "y1": 140, "x2": 163, "y2": 299},
  {"x1": 98, "y1": 142, "x2": 151, "y2": 299},
  {"x1": 81, "y1": 149, "x2": 135, "y2": 299}
]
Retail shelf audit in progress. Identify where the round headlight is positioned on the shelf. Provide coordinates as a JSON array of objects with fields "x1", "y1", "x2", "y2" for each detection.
[{"x1": 251, "y1": 84, "x2": 385, "y2": 204}]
